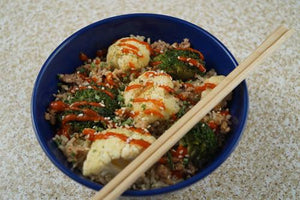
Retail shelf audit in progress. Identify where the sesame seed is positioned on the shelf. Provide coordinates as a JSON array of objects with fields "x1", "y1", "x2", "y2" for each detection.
[
  {"x1": 78, "y1": 113, "x2": 84, "y2": 117},
  {"x1": 99, "y1": 102, "x2": 105, "y2": 107},
  {"x1": 126, "y1": 137, "x2": 132, "y2": 143}
]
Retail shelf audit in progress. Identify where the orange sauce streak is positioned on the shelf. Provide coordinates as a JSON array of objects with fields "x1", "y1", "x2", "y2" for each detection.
[
  {"x1": 143, "y1": 109, "x2": 164, "y2": 118},
  {"x1": 125, "y1": 84, "x2": 143, "y2": 91},
  {"x1": 175, "y1": 47, "x2": 205, "y2": 60},
  {"x1": 94, "y1": 58, "x2": 100, "y2": 65},
  {"x1": 171, "y1": 145, "x2": 188, "y2": 158},
  {"x1": 126, "y1": 127, "x2": 151, "y2": 135},
  {"x1": 208, "y1": 121, "x2": 217, "y2": 129},
  {"x1": 205, "y1": 83, "x2": 216, "y2": 89},
  {"x1": 194, "y1": 83, "x2": 216, "y2": 93},
  {"x1": 114, "y1": 109, "x2": 124, "y2": 116},
  {"x1": 105, "y1": 72, "x2": 116, "y2": 87},
  {"x1": 177, "y1": 56, "x2": 206, "y2": 72},
  {"x1": 62, "y1": 110, "x2": 106, "y2": 125},
  {"x1": 57, "y1": 123, "x2": 71, "y2": 138},
  {"x1": 87, "y1": 131, "x2": 151, "y2": 148},
  {"x1": 118, "y1": 43, "x2": 140, "y2": 51},
  {"x1": 129, "y1": 111, "x2": 140, "y2": 118},
  {"x1": 158, "y1": 157, "x2": 167, "y2": 164},
  {"x1": 50, "y1": 101, "x2": 69, "y2": 112},
  {"x1": 158, "y1": 85, "x2": 174, "y2": 93},
  {"x1": 119, "y1": 38, "x2": 152, "y2": 53},
  {"x1": 220, "y1": 110, "x2": 229, "y2": 116},
  {"x1": 77, "y1": 73, "x2": 116, "y2": 89},
  {"x1": 50, "y1": 101, "x2": 109, "y2": 138},
  {"x1": 128, "y1": 62, "x2": 135, "y2": 70},
  {"x1": 101, "y1": 89, "x2": 115, "y2": 99},
  {"x1": 149, "y1": 61, "x2": 162, "y2": 66},
  {"x1": 184, "y1": 83, "x2": 194, "y2": 88},
  {"x1": 171, "y1": 113, "x2": 177, "y2": 121},
  {"x1": 125, "y1": 82, "x2": 153, "y2": 92},
  {"x1": 133, "y1": 98, "x2": 165, "y2": 109},
  {"x1": 121, "y1": 48, "x2": 143, "y2": 57},
  {"x1": 115, "y1": 109, "x2": 139, "y2": 118},
  {"x1": 176, "y1": 93, "x2": 187, "y2": 101},
  {"x1": 144, "y1": 71, "x2": 172, "y2": 79},
  {"x1": 129, "y1": 69, "x2": 141, "y2": 78}
]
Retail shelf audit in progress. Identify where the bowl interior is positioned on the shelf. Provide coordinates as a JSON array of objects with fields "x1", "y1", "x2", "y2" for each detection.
[{"x1": 32, "y1": 13, "x2": 248, "y2": 196}]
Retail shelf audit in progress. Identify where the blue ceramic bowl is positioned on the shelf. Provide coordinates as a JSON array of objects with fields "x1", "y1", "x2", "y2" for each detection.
[{"x1": 31, "y1": 13, "x2": 248, "y2": 196}]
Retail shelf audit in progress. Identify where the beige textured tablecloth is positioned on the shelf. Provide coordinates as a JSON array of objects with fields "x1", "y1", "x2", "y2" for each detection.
[{"x1": 1, "y1": 0, "x2": 299, "y2": 199}]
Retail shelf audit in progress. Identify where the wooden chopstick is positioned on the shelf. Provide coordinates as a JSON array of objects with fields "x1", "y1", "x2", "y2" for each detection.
[{"x1": 93, "y1": 26, "x2": 294, "y2": 200}]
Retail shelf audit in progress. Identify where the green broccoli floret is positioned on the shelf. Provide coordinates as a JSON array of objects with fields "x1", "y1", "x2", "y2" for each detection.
[
  {"x1": 65, "y1": 88, "x2": 119, "y2": 116},
  {"x1": 152, "y1": 49, "x2": 205, "y2": 80},
  {"x1": 180, "y1": 122, "x2": 218, "y2": 167},
  {"x1": 60, "y1": 87, "x2": 119, "y2": 132}
]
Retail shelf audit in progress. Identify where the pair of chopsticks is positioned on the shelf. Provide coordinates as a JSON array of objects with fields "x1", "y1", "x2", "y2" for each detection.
[{"x1": 93, "y1": 26, "x2": 294, "y2": 200}]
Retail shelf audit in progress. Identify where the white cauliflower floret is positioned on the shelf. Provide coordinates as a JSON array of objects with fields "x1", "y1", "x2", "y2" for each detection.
[
  {"x1": 106, "y1": 37, "x2": 151, "y2": 71},
  {"x1": 82, "y1": 128, "x2": 155, "y2": 177},
  {"x1": 201, "y1": 75, "x2": 225, "y2": 98},
  {"x1": 123, "y1": 71, "x2": 180, "y2": 128}
]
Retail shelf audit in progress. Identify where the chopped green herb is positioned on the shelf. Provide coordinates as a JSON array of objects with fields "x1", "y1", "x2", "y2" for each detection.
[
  {"x1": 167, "y1": 151, "x2": 174, "y2": 170},
  {"x1": 70, "y1": 152, "x2": 76, "y2": 158},
  {"x1": 91, "y1": 62, "x2": 96, "y2": 69},
  {"x1": 121, "y1": 118, "x2": 134, "y2": 126},
  {"x1": 183, "y1": 157, "x2": 189, "y2": 166},
  {"x1": 141, "y1": 104, "x2": 146, "y2": 110},
  {"x1": 53, "y1": 138, "x2": 62, "y2": 146}
]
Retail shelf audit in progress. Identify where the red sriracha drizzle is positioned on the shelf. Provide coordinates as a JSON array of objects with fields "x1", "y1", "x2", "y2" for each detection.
[
  {"x1": 82, "y1": 128, "x2": 151, "y2": 148},
  {"x1": 49, "y1": 101, "x2": 109, "y2": 138}
]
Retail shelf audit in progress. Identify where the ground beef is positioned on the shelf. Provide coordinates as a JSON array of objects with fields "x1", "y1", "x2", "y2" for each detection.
[
  {"x1": 44, "y1": 110, "x2": 56, "y2": 125},
  {"x1": 171, "y1": 38, "x2": 191, "y2": 48},
  {"x1": 156, "y1": 164, "x2": 173, "y2": 184},
  {"x1": 149, "y1": 120, "x2": 172, "y2": 137},
  {"x1": 151, "y1": 40, "x2": 170, "y2": 53},
  {"x1": 59, "y1": 73, "x2": 85, "y2": 85},
  {"x1": 151, "y1": 38, "x2": 191, "y2": 54}
]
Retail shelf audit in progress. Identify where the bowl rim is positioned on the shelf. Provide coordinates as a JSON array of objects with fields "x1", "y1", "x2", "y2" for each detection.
[{"x1": 31, "y1": 13, "x2": 248, "y2": 196}]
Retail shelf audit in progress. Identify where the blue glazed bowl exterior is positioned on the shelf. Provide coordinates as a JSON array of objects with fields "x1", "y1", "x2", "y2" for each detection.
[{"x1": 31, "y1": 13, "x2": 248, "y2": 196}]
